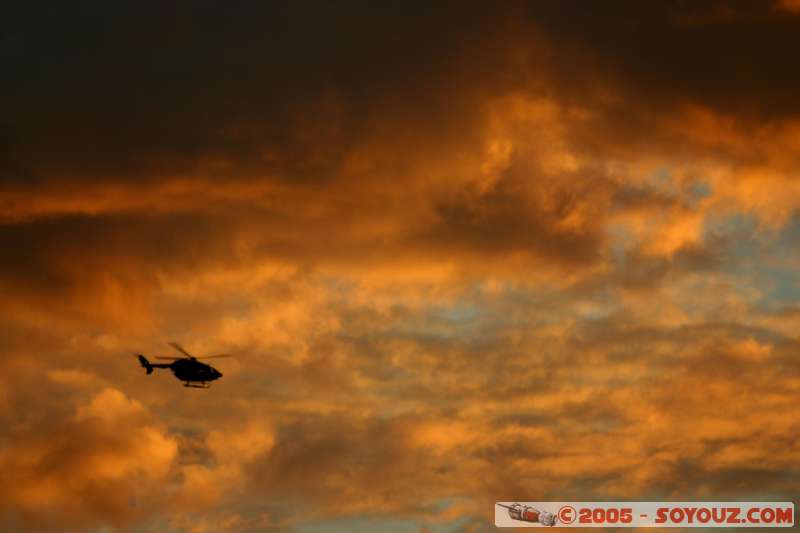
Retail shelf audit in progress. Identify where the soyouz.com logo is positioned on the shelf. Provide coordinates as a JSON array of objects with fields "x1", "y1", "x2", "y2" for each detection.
[{"x1": 495, "y1": 502, "x2": 795, "y2": 527}]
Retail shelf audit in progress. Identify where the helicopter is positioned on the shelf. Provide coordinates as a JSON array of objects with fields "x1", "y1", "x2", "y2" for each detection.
[{"x1": 136, "y1": 342, "x2": 228, "y2": 388}]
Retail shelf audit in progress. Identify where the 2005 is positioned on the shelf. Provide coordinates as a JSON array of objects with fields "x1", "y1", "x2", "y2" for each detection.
[{"x1": 579, "y1": 507, "x2": 634, "y2": 524}]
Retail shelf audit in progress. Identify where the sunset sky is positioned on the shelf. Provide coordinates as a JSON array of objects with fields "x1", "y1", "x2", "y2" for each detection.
[{"x1": 2, "y1": 2, "x2": 800, "y2": 532}]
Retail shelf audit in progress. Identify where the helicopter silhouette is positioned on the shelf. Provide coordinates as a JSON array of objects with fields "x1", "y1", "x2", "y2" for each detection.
[{"x1": 136, "y1": 342, "x2": 228, "y2": 388}]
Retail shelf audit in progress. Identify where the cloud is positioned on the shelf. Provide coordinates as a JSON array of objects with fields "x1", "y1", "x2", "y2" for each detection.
[
  {"x1": 774, "y1": 0, "x2": 800, "y2": 14},
  {"x1": 0, "y1": 388, "x2": 177, "y2": 531},
  {"x1": 1, "y1": 2, "x2": 800, "y2": 531}
]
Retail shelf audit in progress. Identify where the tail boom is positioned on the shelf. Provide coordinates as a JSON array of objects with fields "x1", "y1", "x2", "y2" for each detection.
[{"x1": 137, "y1": 354, "x2": 170, "y2": 374}]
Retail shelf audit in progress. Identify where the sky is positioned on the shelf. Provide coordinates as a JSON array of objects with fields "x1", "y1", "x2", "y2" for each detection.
[{"x1": 1, "y1": 1, "x2": 799, "y2": 532}]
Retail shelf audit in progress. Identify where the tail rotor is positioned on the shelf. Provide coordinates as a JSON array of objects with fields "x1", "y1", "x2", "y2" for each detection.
[{"x1": 137, "y1": 353, "x2": 153, "y2": 375}]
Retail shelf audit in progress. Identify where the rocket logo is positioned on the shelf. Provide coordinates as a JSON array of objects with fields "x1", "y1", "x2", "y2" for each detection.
[{"x1": 497, "y1": 503, "x2": 558, "y2": 526}]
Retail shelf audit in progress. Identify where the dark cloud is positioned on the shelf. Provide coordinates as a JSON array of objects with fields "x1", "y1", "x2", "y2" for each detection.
[
  {"x1": 525, "y1": 0, "x2": 800, "y2": 118},
  {"x1": 2, "y1": 2, "x2": 521, "y2": 185}
]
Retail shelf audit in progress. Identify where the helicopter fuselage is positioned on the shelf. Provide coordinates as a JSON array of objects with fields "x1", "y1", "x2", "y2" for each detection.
[{"x1": 168, "y1": 358, "x2": 222, "y2": 384}]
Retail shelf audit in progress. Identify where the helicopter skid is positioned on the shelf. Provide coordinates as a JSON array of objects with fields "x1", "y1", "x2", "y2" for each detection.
[{"x1": 183, "y1": 382, "x2": 210, "y2": 388}]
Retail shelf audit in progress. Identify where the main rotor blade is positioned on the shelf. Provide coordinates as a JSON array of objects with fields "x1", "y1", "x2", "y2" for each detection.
[
  {"x1": 155, "y1": 356, "x2": 183, "y2": 360},
  {"x1": 168, "y1": 342, "x2": 195, "y2": 358},
  {"x1": 197, "y1": 354, "x2": 231, "y2": 359}
]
